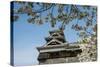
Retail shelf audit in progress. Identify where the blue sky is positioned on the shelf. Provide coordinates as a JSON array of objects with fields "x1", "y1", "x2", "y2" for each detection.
[
  {"x1": 12, "y1": 2, "x2": 96, "y2": 66},
  {"x1": 13, "y1": 14, "x2": 80, "y2": 66}
]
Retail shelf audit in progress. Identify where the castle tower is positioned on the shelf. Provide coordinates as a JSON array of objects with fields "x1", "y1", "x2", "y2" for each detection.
[{"x1": 37, "y1": 29, "x2": 82, "y2": 64}]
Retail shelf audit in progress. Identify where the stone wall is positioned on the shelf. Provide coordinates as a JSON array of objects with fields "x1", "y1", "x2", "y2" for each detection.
[{"x1": 39, "y1": 57, "x2": 80, "y2": 64}]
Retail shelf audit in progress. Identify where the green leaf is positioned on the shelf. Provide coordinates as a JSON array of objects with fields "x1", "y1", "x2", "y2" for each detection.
[
  {"x1": 51, "y1": 18, "x2": 56, "y2": 27},
  {"x1": 79, "y1": 12, "x2": 87, "y2": 19},
  {"x1": 28, "y1": 2, "x2": 33, "y2": 8}
]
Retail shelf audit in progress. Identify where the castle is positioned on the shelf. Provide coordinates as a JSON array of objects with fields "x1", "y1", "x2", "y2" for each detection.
[{"x1": 37, "y1": 29, "x2": 82, "y2": 64}]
